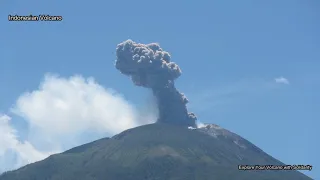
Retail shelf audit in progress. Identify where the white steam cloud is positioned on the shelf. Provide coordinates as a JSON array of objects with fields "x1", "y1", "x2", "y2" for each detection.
[
  {"x1": 0, "y1": 114, "x2": 53, "y2": 173},
  {"x1": 0, "y1": 74, "x2": 157, "y2": 173}
]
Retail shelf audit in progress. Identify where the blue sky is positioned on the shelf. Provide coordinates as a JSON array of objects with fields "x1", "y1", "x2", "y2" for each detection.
[{"x1": 0, "y1": 0, "x2": 319, "y2": 179}]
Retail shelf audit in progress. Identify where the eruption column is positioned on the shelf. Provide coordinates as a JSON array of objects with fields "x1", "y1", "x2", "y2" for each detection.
[{"x1": 115, "y1": 40, "x2": 196, "y2": 127}]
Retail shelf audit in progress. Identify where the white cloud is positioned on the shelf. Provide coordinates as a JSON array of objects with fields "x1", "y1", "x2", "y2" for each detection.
[
  {"x1": 0, "y1": 114, "x2": 52, "y2": 173},
  {"x1": 275, "y1": 77, "x2": 290, "y2": 85},
  {"x1": 0, "y1": 74, "x2": 157, "y2": 173},
  {"x1": 13, "y1": 74, "x2": 141, "y2": 135}
]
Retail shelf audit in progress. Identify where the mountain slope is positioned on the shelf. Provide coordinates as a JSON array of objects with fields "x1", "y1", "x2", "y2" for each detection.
[{"x1": 0, "y1": 123, "x2": 312, "y2": 180}]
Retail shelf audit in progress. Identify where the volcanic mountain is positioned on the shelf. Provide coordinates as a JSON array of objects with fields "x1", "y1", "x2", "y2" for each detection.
[
  {"x1": 0, "y1": 123, "x2": 312, "y2": 180},
  {"x1": 0, "y1": 40, "x2": 312, "y2": 179}
]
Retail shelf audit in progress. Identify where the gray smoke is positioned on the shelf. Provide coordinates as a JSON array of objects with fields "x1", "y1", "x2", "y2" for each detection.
[{"x1": 115, "y1": 40, "x2": 196, "y2": 127}]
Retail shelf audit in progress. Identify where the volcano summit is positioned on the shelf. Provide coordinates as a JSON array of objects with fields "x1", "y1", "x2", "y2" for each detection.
[{"x1": 0, "y1": 40, "x2": 312, "y2": 180}]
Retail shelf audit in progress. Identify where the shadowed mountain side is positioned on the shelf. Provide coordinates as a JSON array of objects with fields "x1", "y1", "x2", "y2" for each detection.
[{"x1": 0, "y1": 123, "x2": 312, "y2": 180}]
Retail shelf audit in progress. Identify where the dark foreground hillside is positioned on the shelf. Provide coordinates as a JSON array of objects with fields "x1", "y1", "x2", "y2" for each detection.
[{"x1": 0, "y1": 123, "x2": 312, "y2": 180}]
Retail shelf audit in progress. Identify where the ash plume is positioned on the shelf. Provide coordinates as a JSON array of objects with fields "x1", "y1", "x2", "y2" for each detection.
[{"x1": 115, "y1": 40, "x2": 196, "y2": 127}]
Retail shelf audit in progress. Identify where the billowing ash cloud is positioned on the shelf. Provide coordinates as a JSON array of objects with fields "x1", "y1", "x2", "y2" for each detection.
[{"x1": 115, "y1": 40, "x2": 196, "y2": 127}]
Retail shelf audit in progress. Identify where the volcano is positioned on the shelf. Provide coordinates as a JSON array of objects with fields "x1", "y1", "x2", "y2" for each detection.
[
  {"x1": 0, "y1": 123, "x2": 312, "y2": 180},
  {"x1": 0, "y1": 40, "x2": 312, "y2": 180}
]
